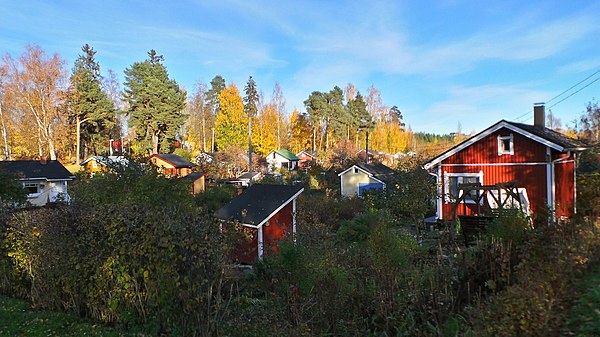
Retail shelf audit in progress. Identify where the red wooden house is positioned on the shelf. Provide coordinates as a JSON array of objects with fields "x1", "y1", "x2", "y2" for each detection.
[
  {"x1": 424, "y1": 105, "x2": 588, "y2": 222},
  {"x1": 296, "y1": 150, "x2": 315, "y2": 168},
  {"x1": 149, "y1": 153, "x2": 195, "y2": 177},
  {"x1": 215, "y1": 184, "x2": 304, "y2": 264}
]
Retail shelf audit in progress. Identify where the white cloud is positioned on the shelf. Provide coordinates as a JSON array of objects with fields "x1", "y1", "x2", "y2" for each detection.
[
  {"x1": 415, "y1": 84, "x2": 553, "y2": 133},
  {"x1": 557, "y1": 59, "x2": 600, "y2": 74},
  {"x1": 289, "y1": 10, "x2": 599, "y2": 81}
]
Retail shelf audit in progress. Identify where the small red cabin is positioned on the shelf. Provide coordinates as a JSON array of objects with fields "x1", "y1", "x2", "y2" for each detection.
[
  {"x1": 424, "y1": 105, "x2": 588, "y2": 222},
  {"x1": 148, "y1": 153, "x2": 196, "y2": 177},
  {"x1": 215, "y1": 184, "x2": 304, "y2": 264},
  {"x1": 296, "y1": 150, "x2": 315, "y2": 168}
]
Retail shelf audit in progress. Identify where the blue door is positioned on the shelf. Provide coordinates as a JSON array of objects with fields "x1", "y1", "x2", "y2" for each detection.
[{"x1": 358, "y1": 182, "x2": 384, "y2": 196}]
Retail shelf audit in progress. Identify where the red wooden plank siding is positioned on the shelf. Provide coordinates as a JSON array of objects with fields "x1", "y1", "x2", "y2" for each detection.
[
  {"x1": 232, "y1": 227, "x2": 258, "y2": 265},
  {"x1": 263, "y1": 203, "x2": 293, "y2": 255},
  {"x1": 441, "y1": 127, "x2": 551, "y2": 220},
  {"x1": 554, "y1": 160, "x2": 575, "y2": 218}
]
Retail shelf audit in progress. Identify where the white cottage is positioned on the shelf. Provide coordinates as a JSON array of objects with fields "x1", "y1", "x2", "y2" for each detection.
[
  {"x1": 0, "y1": 159, "x2": 75, "y2": 206},
  {"x1": 266, "y1": 150, "x2": 300, "y2": 171}
]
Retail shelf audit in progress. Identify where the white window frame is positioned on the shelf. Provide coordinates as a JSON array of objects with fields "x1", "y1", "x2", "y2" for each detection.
[
  {"x1": 444, "y1": 171, "x2": 483, "y2": 204},
  {"x1": 23, "y1": 182, "x2": 43, "y2": 197},
  {"x1": 498, "y1": 134, "x2": 514, "y2": 155}
]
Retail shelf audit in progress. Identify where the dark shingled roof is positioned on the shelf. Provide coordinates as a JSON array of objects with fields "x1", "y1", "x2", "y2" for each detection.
[
  {"x1": 505, "y1": 121, "x2": 589, "y2": 150},
  {"x1": 0, "y1": 160, "x2": 74, "y2": 180},
  {"x1": 183, "y1": 172, "x2": 206, "y2": 181},
  {"x1": 238, "y1": 171, "x2": 261, "y2": 180},
  {"x1": 152, "y1": 153, "x2": 195, "y2": 168},
  {"x1": 215, "y1": 184, "x2": 304, "y2": 227},
  {"x1": 355, "y1": 162, "x2": 396, "y2": 178}
]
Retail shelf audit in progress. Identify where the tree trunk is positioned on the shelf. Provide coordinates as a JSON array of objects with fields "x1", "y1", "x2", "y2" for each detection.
[
  {"x1": 312, "y1": 128, "x2": 316, "y2": 152},
  {"x1": 0, "y1": 103, "x2": 9, "y2": 160},
  {"x1": 76, "y1": 116, "x2": 81, "y2": 165},
  {"x1": 202, "y1": 115, "x2": 206, "y2": 152},
  {"x1": 37, "y1": 128, "x2": 43, "y2": 159},
  {"x1": 248, "y1": 115, "x2": 253, "y2": 186},
  {"x1": 152, "y1": 133, "x2": 159, "y2": 154},
  {"x1": 47, "y1": 125, "x2": 56, "y2": 160},
  {"x1": 277, "y1": 115, "x2": 280, "y2": 149}
]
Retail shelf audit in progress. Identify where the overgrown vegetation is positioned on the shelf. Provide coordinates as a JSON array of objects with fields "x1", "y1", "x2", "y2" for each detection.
[{"x1": 1, "y1": 159, "x2": 599, "y2": 336}]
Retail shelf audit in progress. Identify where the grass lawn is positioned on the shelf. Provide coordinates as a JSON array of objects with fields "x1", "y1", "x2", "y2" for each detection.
[
  {"x1": 563, "y1": 261, "x2": 600, "y2": 336},
  {"x1": 0, "y1": 295, "x2": 146, "y2": 337}
]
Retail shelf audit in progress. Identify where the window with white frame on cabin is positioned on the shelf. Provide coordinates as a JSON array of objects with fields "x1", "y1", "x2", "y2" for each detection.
[
  {"x1": 445, "y1": 173, "x2": 482, "y2": 203},
  {"x1": 23, "y1": 182, "x2": 42, "y2": 196},
  {"x1": 354, "y1": 167, "x2": 359, "y2": 174},
  {"x1": 498, "y1": 134, "x2": 514, "y2": 155}
]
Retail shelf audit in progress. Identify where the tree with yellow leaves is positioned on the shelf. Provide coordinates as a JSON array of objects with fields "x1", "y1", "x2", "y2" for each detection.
[
  {"x1": 214, "y1": 83, "x2": 246, "y2": 150},
  {"x1": 289, "y1": 108, "x2": 312, "y2": 154},
  {"x1": 253, "y1": 103, "x2": 279, "y2": 156},
  {"x1": 3, "y1": 45, "x2": 68, "y2": 160}
]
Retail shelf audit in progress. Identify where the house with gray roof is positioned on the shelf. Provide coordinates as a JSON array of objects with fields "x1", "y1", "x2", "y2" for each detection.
[
  {"x1": 338, "y1": 162, "x2": 396, "y2": 197},
  {"x1": 215, "y1": 184, "x2": 304, "y2": 264}
]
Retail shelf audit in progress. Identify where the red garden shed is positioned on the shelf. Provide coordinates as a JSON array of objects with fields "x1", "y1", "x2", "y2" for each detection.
[
  {"x1": 424, "y1": 104, "x2": 588, "y2": 222},
  {"x1": 215, "y1": 184, "x2": 304, "y2": 264}
]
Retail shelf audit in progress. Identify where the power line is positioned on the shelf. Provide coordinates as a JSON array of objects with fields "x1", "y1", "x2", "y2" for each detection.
[
  {"x1": 546, "y1": 69, "x2": 600, "y2": 104},
  {"x1": 511, "y1": 68, "x2": 600, "y2": 121},
  {"x1": 513, "y1": 109, "x2": 532, "y2": 122},
  {"x1": 548, "y1": 75, "x2": 600, "y2": 109}
]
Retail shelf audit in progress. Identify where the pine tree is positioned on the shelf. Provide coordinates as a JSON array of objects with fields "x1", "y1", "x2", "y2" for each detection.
[
  {"x1": 124, "y1": 50, "x2": 186, "y2": 154},
  {"x1": 69, "y1": 44, "x2": 115, "y2": 163},
  {"x1": 205, "y1": 75, "x2": 226, "y2": 152}
]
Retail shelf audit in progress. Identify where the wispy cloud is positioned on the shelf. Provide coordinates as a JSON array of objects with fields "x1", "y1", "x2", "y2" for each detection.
[
  {"x1": 290, "y1": 11, "x2": 599, "y2": 81},
  {"x1": 557, "y1": 59, "x2": 600, "y2": 74},
  {"x1": 417, "y1": 84, "x2": 552, "y2": 133}
]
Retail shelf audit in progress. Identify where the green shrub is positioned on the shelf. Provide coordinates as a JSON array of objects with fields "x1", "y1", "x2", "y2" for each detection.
[
  {"x1": 337, "y1": 211, "x2": 382, "y2": 243},
  {"x1": 1, "y1": 165, "x2": 235, "y2": 336},
  {"x1": 485, "y1": 209, "x2": 531, "y2": 245}
]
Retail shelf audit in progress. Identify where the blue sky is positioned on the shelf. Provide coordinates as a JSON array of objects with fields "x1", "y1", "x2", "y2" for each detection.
[{"x1": 1, "y1": 0, "x2": 599, "y2": 134}]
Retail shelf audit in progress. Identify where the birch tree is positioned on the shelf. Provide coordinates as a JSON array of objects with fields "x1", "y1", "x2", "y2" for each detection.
[{"x1": 5, "y1": 45, "x2": 67, "y2": 160}]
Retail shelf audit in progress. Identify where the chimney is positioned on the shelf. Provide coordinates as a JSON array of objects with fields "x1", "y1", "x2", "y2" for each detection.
[
  {"x1": 39, "y1": 157, "x2": 47, "y2": 165},
  {"x1": 534, "y1": 103, "x2": 545, "y2": 128}
]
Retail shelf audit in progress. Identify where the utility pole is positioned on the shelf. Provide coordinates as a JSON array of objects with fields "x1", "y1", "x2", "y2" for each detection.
[
  {"x1": 365, "y1": 130, "x2": 369, "y2": 164},
  {"x1": 248, "y1": 113, "x2": 253, "y2": 186}
]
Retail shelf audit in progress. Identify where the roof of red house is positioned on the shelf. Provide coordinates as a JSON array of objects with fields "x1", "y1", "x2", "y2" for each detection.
[
  {"x1": 150, "y1": 153, "x2": 195, "y2": 168},
  {"x1": 425, "y1": 120, "x2": 590, "y2": 169},
  {"x1": 183, "y1": 172, "x2": 206, "y2": 181},
  {"x1": 215, "y1": 184, "x2": 304, "y2": 228},
  {"x1": 0, "y1": 160, "x2": 75, "y2": 180},
  {"x1": 505, "y1": 121, "x2": 589, "y2": 149},
  {"x1": 297, "y1": 150, "x2": 315, "y2": 158}
]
